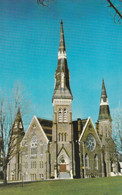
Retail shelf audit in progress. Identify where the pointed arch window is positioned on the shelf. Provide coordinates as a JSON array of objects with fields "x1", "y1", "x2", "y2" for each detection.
[
  {"x1": 94, "y1": 154, "x2": 98, "y2": 170},
  {"x1": 40, "y1": 143, "x2": 44, "y2": 155},
  {"x1": 85, "y1": 154, "x2": 89, "y2": 169},
  {"x1": 61, "y1": 133, "x2": 63, "y2": 141},
  {"x1": 110, "y1": 160, "x2": 114, "y2": 172},
  {"x1": 19, "y1": 122, "x2": 22, "y2": 128},
  {"x1": 58, "y1": 108, "x2": 63, "y2": 122},
  {"x1": 31, "y1": 135, "x2": 37, "y2": 156},
  {"x1": 81, "y1": 154, "x2": 83, "y2": 165},
  {"x1": 64, "y1": 133, "x2": 67, "y2": 141},
  {"x1": 24, "y1": 141, "x2": 28, "y2": 156},
  {"x1": 64, "y1": 108, "x2": 67, "y2": 122},
  {"x1": 105, "y1": 126, "x2": 108, "y2": 137}
]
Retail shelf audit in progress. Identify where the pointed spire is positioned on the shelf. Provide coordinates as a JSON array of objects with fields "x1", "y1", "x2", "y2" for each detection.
[
  {"x1": 101, "y1": 79, "x2": 107, "y2": 99},
  {"x1": 17, "y1": 107, "x2": 21, "y2": 118},
  {"x1": 52, "y1": 21, "x2": 73, "y2": 101},
  {"x1": 59, "y1": 20, "x2": 66, "y2": 53},
  {"x1": 100, "y1": 79, "x2": 108, "y2": 106},
  {"x1": 12, "y1": 108, "x2": 24, "y2": 134},
  {"x1": 98, "y1": 80, "x2": 111, "y2": 121}
]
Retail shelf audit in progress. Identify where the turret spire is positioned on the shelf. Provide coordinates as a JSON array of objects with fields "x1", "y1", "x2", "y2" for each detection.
[
  {"x1": 12, "y1": 108, "x2": 24, "y2": 134},
  {"x1": 98, "y1": 79, "x2": 111, "y2": 121},
  {"x1": 101, "y1": 79, "x2": 107, "y2": 101},
  {"x1": 59, "y1": 20, "x2": 66, "y2": 53},
  {"x1": 52, "y1": 21, "x2": 73, "y2": 101}
]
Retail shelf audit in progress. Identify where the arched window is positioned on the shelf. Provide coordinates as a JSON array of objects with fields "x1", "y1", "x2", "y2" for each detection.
[
  {"x1": 64, "y1": 133, "x2": 67, "y2": 141},
  {"x1": 19, "y1": 122, "x2": 22, "y2": 128},
  {"x1": 81, "y1": 154, "x2": 83, "y2": 164},
  {"x1": 85, "y1": 154, "x2": 89, "y2": 169},
  {"x1": 64, "y1": 108, "x2": 67, "y2": 122},
  {"x1": 24, "y1": 141, "x2": 28, "y2": 156},
  {"x1": 31, "y1": 135, "x2": 37, "y2": 156},
  {"x1": 60, "y1": 156, "x2": 66, "y2": 164},
  {"x1": 110, "y1": 160, "x2": 113, "y2": 172},
  {"x1": 61, "y1": 133, "x2": 63, "y2": 141},
  {"x1": 40, "y1": 143, "x2": 44, "y2": 155},
  {"x1": 58, "y1": 108, "x2": 63, "y2": 122},
  {"x1": 94, "y1": 154, "x2": 98, "y2": 170},
  {"x1": 105, "y1": 126, "x2": 108, "y2": 137}
]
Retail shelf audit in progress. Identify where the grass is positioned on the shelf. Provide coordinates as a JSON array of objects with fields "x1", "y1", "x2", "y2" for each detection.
[{"x1": 0, "y1": 177, "x2": 122, "y2": 195}]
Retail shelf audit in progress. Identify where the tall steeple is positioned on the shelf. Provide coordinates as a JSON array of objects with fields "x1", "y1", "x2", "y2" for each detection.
[
  {"x1": 98, "y1": 79, "x2": 111, "y2": 121},
  {"x1": 51, "y1": 21, "x2": 74, "y2": 179},
  {"x1": 52, "y1": 20, "x2": 73, "y2": 101}
]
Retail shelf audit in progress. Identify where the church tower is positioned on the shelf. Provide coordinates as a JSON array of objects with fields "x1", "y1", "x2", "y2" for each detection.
[
  {"x1": 96, "y1": 80, "x2": 116, "y2": 177},
  {"x1": 51, "y1": 21, "x2": 74, "y2": 179}
]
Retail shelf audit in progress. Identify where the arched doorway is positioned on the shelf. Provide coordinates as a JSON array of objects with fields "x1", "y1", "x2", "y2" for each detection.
[{"x1": 59, "y1": 157, "x2": 66, "y2": 172}]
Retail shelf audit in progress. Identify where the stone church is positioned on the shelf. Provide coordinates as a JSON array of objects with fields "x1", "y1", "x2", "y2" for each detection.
[{"x1": 7, "y1": 21, "x2": 119, "y2": 181}]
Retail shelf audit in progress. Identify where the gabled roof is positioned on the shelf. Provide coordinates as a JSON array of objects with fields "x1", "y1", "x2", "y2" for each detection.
[
  {"x1": 58, "y1": 146, "x2": 70, "y2": 158},
  {"x1": 37, "y1": 118, "x2": 52, "y2": 142},
  {"x1": 79, "y1": 117, "x2": 102, "y2": 146},
  {"x1": 22, "y1": 116, "x2": 49, "y2": 144}
]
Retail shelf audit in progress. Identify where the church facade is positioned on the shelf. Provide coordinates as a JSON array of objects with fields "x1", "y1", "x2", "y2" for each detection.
[{"x1": 7, "y1": 21, "x2": 119, "y2": 181}]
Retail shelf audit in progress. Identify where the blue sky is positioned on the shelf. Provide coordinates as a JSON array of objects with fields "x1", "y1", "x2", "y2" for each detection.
[{"x1": 0, "y1": 0, "x2": 122, "y2": 127}]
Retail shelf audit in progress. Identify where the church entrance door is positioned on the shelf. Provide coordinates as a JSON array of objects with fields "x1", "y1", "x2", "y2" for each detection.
[{"x1": 60, "y1": 164, "x2": 66, "y2": 172}]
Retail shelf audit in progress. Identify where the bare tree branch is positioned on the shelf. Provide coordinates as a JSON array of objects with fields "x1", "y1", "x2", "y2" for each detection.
[
  {"x1": 112, "y1": 105, "x2": 122, "y2": 152},
  {"x1": 107, "y1": 0, "x2": 122, "y2": 19},
  {"x1": 0, "y1": 83, "x2": 30, "y2": 184}
]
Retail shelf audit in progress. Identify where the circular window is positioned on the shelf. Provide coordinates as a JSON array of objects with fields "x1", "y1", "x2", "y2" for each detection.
[
  {"x1": 86, "y1": 134, "x2": 96, "y2": 151},
  {"x1": 60, "y1": 157, "x2": 66, "y2": 164}
]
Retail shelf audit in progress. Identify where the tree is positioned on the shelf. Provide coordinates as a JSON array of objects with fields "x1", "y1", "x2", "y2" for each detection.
[
  {"x1": 0, "y1": 83, "x2": 30, "y2": 184},
  {"x1": 112, "y1": 105, "x2": 122, "y2": 152}
]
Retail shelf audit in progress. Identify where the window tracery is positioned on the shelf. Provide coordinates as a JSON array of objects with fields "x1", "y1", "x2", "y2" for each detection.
[
  {"x1": 94, "y1": 154, "x2": 98, "y2": 170},
  {"x1": 31, "y1": 135, "x2": 37, "y2": 156},
  {"x1": 85, "y1": 154, "x2": 89, "y2": 169}
]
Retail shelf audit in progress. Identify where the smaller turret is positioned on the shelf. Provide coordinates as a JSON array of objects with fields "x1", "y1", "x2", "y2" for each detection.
[
  {"x1": 98, "y1": 79, "x2": 112, "y2": 121},
  {"x1": 12, "y1": 108, "x2": 24, "y2": 137}
]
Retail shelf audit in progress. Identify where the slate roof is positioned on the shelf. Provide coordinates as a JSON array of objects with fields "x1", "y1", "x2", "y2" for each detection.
[{"x1": 37, "y1": 118, "x2": 52, "y2": 142}]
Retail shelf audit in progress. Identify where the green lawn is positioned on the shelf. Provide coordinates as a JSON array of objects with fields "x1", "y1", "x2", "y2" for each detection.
[{"x1": 0, "y1": 177, "x2": 122, "y2": 195}]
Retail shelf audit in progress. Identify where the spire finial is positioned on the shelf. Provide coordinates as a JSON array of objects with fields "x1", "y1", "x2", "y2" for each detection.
[
  {"x1": 61, "y1": 20, "x2": 63, "y2": 25},
  {"x1": 101, "y1": 79, "x2": 107, "y2": 98},
  {"x1": 59, "y1": 20, "x2": 65, "y2": 52}
]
